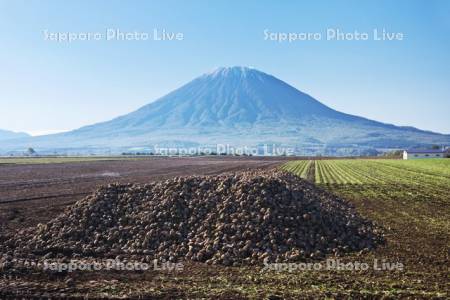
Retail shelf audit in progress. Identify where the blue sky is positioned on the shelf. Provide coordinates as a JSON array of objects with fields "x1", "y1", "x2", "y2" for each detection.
[{"x1": 1, "y1": 0, "x2": 449, "y2": 135}]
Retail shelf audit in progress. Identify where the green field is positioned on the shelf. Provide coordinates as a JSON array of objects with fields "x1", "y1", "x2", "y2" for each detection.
[
  {"x1": 281, "y1": 160, "x2": 312, "y2": 179},
  {"x1": 282, "y1": 158, "x2": 449, "y2": 298},
  {"x1": 311, "y1": 159, "x2": 450, "y2": 184}
]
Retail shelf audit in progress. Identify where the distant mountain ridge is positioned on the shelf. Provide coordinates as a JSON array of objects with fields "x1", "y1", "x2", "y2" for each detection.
[
  {"x1": 0, "y1": 129, "x2": 30, "y2": 141},
  {"x1": 1, "y1": 66, "x2": 449, "y2": 155}
]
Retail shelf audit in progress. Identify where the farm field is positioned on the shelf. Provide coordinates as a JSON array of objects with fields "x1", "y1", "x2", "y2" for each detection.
[
  {"x1": 284, "y1": 158, "x2": 449, "y2": 298},
  {"x1": 0, "y1": 157, "x2": 448, "y2": 299},
  {"x1": 0, "y1": 156, "x2": 149, "y2": 165},
  {"x1": 0, "y1": 156, "x2": 287, "y2": 234},
  {"x1": 281, "y1": 160, "x2": 313, "y2": 180}
]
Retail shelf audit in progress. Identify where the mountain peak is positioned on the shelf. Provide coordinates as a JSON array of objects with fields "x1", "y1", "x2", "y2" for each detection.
[
  {"x1": 90, "y1": 65, "x2": 340, "y2": 130},
  {"x1": 206, "y1": 66, "x2": 264, "y2": 78}
]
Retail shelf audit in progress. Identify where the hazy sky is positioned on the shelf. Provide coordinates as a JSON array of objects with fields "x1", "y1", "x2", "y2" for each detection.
[{"x1": 1, "y1": 0, "x2": 449, "y2": 135}]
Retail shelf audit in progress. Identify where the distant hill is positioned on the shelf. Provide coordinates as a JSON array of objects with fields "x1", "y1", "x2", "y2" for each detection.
[
  {"x1": 0, "y1": 129, "x2": 30, "y2": 141},
  {"x1": 1, "y1": 67, "x2": 449, "y2": 155}
]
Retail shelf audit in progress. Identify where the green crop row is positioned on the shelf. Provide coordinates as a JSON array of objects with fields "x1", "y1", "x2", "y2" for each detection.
[
  {"x1": 281, "y1": 160, "x2": 312, "y2": 179},
  {"x1": 283, "y1": 158, "x2": 450, "y2": 190}
]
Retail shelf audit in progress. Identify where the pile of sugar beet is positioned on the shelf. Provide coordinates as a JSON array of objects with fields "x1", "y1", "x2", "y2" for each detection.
[{"x1": 3, "y1": 170, "x2": 383, "y2": 266}]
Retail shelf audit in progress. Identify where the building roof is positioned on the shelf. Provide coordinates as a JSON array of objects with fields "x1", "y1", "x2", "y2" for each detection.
[{"x1": 405, "y1": 149, "x2": 445, "y2": 154}]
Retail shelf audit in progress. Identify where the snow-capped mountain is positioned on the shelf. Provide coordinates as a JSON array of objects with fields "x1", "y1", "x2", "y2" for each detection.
[{"x1": 1, "y1": 67, "x2": 449, "y2": 154}]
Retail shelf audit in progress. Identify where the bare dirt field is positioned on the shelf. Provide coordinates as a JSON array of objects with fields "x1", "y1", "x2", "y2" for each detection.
[{"x1": 0, "y1": 156, "x2": 287, "y2": 235}]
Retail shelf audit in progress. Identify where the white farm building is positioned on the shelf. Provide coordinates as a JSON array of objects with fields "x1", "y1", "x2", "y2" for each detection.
[{"x1": 403, "y1": 149, "x2": 448, "y2": 160}]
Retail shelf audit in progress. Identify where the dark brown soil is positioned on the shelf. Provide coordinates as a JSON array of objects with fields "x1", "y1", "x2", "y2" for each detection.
[{"x1": 0, "y1": 156, "x2": 287, "y2": 234}]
